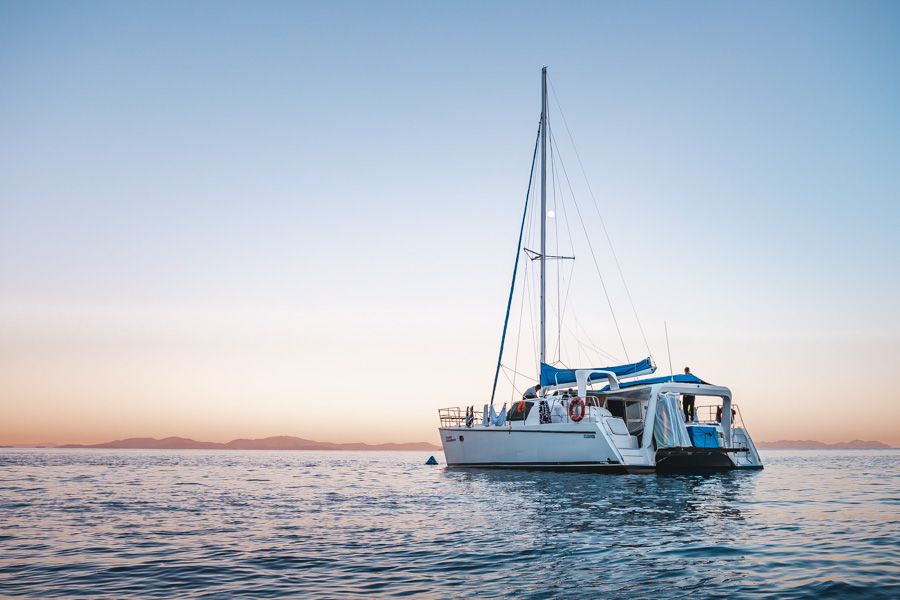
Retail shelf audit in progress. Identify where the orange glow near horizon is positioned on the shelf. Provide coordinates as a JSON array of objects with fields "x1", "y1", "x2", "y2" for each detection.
[{"x1": 3, "y1": 304, "x2": 899, "y2": 448}]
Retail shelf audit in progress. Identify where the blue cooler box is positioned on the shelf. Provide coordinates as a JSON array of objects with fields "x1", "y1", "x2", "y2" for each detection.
[{"x1": 687, "y1": 425, "x2": 720, "y2": 448}]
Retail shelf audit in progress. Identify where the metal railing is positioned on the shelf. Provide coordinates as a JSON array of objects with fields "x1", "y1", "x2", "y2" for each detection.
[
  {"x1": 439, "y1": 398, "x2": 615, "y2": 427},
  {"x1": 438, "y1": 407, "x2": 470, "y2": 428},
  {"x1": 692, "y1": 403, "x2": 745, "y2": 429}
]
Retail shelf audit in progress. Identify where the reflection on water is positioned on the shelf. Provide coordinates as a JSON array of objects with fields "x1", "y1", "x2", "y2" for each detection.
[
  {"x1": 0, "y1": 449, "x2": 897, "y2": 598},
  {"x1": 451, "y1": 467, "x2": 753, "y2": 525}
]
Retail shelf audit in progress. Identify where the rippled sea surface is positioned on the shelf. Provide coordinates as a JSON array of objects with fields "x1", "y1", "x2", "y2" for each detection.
[{"x1": 1, "y1": 449, "x2": 898, "y2": 598}]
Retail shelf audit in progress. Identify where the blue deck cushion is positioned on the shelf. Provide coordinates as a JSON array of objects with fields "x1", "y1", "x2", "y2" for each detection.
[{"x1": 686, "y1": 425, "x2": 720, "y2": 448}]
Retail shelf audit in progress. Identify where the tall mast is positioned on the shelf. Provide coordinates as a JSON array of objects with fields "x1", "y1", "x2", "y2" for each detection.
[{"x1": 539, "y1": 66, "x2": 548, "y2": 368}]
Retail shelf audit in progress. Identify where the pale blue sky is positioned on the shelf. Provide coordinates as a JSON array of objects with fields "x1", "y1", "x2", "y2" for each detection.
[{"x1": 1, "y1": 1, "x2": 898, "y2": 445}]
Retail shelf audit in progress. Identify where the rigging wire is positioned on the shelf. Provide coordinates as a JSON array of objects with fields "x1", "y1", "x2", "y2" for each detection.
[
  {"x1": 566, "y1": 314, "x2": 622, "y2": 364},
  {"x1": 500, "y1": 365, "x2": 535, "y2": 398},
  {"x1": 500, "y1": 368, "x2": 523, "y2": 397},
  {"x1": 563, "y1": 322, "x2": 610, "y2": 366},
  {"x1": 508, "y1": 283, "x2": 527, "y2": 403},
  {"x1": 511, "y1": 207, "x2": 536, "y2": 403},
  {"x1": 550, "y1": 129, "x2": 630, "y2": 361},
  {"x1": 551, "y1": 132, "x2": 562, "y2": 363},
  {"x1": 489, "y1": 125, "x2": 540, "y2": 406},
  {"x1": 548, "y1": 77, "x2": 653, "y2": 359},
  {"x1": 664, "y1": 320, "x2": 674, "y2": 381},
  {"x1": 497, "y1": 78, "x2": 657, "y2": 403},
  {"x1": 501, "y1": 364, "x2": 537, "y2": 383},
  {"x1": 552, "y1": 145, "x2": 578, "y2": 353},
  {"x1": 523, "y1": 173, "x2": 539, "y2": 374},
  {"x1": 576, "y1": 330, "x2": 585, "y2": 365},
  {"x1": 508, "y1": 226, "x2": 530, "y2": 403},
  {"x1": 558, "y1": 259, "x2": 576, "y2": 357}
]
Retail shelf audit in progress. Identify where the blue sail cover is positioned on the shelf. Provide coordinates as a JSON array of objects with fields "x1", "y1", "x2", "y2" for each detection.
[
  {"x1": 540, "y1": 357, "x2": 656, "y2": 388},
  {"x1": 599, "y1": 373, "x2": 706, "y2": 392}
]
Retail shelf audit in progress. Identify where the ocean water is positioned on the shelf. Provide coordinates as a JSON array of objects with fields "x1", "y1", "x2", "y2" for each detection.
[{"x1": 0, "y1": 449, "x2": 897, "y2": 598}]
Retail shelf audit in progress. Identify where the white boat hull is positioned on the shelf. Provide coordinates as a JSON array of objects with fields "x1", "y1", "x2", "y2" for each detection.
[{"x1": 439, "y1": 422, "x2": 655, "y2": 473}]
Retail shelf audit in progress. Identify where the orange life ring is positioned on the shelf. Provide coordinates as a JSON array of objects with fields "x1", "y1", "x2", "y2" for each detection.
[
  {"x1": 568, "y1": 396, "x2": 585, "y2": 422},
  {"x1": 517, "y1": 400, "x2": 526, "y2": 413}
]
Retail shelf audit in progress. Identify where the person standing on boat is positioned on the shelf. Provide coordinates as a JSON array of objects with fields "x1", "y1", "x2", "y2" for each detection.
[
  {"x1": 716, "y1": 405, "x2": 737, "y2": 423},
  {"x1": 523, "y1": 384, "x2": 541, "y2": 399},
  {"x1": 682, "y1": 367, "x2": 696, "y2": 422}
]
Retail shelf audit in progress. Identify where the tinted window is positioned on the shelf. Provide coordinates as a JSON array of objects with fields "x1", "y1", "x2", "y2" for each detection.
[
  {"x1": 507, "y1": 401, "x2": 534, "y2": 422},
  {"x1": 606, "y1": 399, "x2": 626, "y2": 419}
]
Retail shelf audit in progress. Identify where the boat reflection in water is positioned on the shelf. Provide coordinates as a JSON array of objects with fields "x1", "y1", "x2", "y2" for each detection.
[{"x1": 445, "y1": 467, "x2": 753, "y2": 529}]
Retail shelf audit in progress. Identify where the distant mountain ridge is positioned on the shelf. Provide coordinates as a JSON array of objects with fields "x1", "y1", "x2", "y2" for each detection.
[
  {"x1": 58, "y1": 435, "x2": 440, "y2": 451},
  {"x1": 757, "y1": 439, "x2": 892, "y2": 449},
  {"x1": 21, "y1": 437, "x2": 895, "y2": 451}
]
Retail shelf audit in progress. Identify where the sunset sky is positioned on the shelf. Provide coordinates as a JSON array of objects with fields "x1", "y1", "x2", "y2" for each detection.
[{"x1": 2, "y1": 1, "x2": 899, "y2": 446}]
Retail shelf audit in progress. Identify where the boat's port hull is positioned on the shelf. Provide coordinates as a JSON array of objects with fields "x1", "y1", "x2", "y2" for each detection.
[
  {"x1": 439, "y1": 424, "x2": 642, "y2": 469},
  {"x1": 655, "y1": 447, "x2": 764, "y2": 472}
]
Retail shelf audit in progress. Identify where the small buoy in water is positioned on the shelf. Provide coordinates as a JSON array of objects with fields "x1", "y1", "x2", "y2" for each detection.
[{"x1": 425, "y1": 456, "x2": 438, "y2": 465}]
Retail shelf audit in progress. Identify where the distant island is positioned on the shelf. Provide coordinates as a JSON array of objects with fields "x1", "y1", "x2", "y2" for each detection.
[
  {"x1": 55, "y1": 435, "x2": 440, "y2": 451},
  {"x1": 757, "y1": 439, "x2": 892, "y2": 450}
]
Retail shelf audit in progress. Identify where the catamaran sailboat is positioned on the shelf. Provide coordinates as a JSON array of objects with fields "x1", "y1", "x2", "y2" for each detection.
[{"x1": 438, "y1": 68, "x2": 763, "y2": 473}]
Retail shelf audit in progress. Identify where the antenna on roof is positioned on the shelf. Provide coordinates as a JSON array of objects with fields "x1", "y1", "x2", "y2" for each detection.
[{"x1": 664, "y1": 321, "x2": 674, "y2": 382}]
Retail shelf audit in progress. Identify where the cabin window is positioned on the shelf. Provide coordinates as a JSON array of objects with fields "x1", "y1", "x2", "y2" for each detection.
[
  {"x1": 606, "y1": 399, "x2": 643, "y2": 424},
  {"x1": 625, "y1": 401, "x2": 643, "y2": 422},
  {"x1": 507, "y1": 401, "x2": 534, "y2": 421},
  {"x1": 606, "y1": 399, "x2": 626, "y2": 420}
]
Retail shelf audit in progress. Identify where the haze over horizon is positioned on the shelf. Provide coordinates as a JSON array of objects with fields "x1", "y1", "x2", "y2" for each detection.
[
  {"x1": 2, "y1": 2, "x2": 899, "y2": 447},
  {"x1": 5, "y1": 434, "x2": 893, "y2": 450}
]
